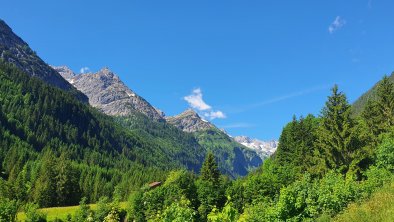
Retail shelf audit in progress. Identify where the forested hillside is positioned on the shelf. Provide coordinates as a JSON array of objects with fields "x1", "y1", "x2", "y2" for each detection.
[
  {"x1": 352, "y1": 73, "x2": 394, "y2": 115},
  {"x1": 0, "y1": 61, "x2": 204, "y2": 206}
]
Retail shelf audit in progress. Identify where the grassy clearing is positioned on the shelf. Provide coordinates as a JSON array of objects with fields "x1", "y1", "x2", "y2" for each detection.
[
  {"x1": 333, "y1": 181, "x2": 394, "y2": 222},
  {"x1": 17, "y1": 202, "x2": 127, "y2": 221}
]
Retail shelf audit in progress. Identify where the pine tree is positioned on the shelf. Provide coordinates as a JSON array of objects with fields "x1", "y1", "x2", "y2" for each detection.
[
  {"x1": 197, "y1": 153, "x2": 223, "y2": 221},
  {"x1": 200, "y1": 152, "x2": 220, "y2": 184},
  {"x1": 33, "y1": 149, "x2": 57, "y2": 207},
  {"x1": 56, "y1": 152, "x2": 81, "y2": 206},
  {"x1": 315, "y1": 85, "x2": 358, "y2": 175}
]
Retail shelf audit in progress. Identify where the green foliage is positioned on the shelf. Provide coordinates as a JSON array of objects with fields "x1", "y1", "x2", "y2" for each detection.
[
  {"x1": 127, "y1": 191, "x2": 145, "y2": 222},
  {"x1": 314, "y1": 85, "x2": 361, "y2": 176},
  {"x1": 73, "y1": 197, "x2": 90, "y2": 222},
  {"x1": 0, "y1": 198, "x2": 17, "y2": 222},
  {"x1": 94, "y1": 197, "x2": 111, "y2": 222},
  {"x1": 207, "y1": 199, "x2": 239, "y2": 222},
  {"x1": 160, "y1": 197, "x2": 196, "y2": 222},
  {"x1": 200, "y1": 153, "x2": 220, "y2": 184},
  {"x1": 25, "y1": 203, "x2": 47, "y2": 222},
  {"x1": 333, "y1": 179, "x2": 394, "y2": 222},
  {"x1": 274, "y1": 114, "x2": 318, "y2": 178},
  {"x1": 103, "y1": 207, "x2": 121, "y2": 222},
  {"x1": 197, "y1": 154, "x2": 227, "y2": 221},
  {"x1": 376, "y1": 136, "x2": 394, "y2": 171}
]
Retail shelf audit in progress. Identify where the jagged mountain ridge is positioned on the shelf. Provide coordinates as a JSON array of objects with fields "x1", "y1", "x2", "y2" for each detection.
[
  {"x1": 165, "y1": 109, "x2": 213, "y2": 132},
  {"x1": 234, "y1": 136, "x2": 278, "y2": 160},
  {"x1": 53, "y1": 66, "x2": 164, "y2": 121},
  {"x1": 0, "y1": 19, "x2": 87, "y2": 102}
]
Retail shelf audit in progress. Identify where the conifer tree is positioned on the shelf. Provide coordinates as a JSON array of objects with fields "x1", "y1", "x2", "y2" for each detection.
[
  {"x1": 200, "y1": 152, "x2": 220, "y2": 185},
  {"x1": 33, "y1": 149, "x2": 57, "y2": 207},
  {"x1": 315, "y1": 85, "x2": 358, "y2": 175}
]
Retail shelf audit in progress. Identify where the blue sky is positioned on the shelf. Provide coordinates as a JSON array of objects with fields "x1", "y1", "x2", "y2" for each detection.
[{"x1": 1, "y1": 0, "x2": 394, "y2": 140}]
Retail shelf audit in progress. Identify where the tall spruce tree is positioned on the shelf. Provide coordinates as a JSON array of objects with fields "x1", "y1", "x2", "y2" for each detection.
[
  {"x1": 200, "y1": 152, "x2": 220, "y2": 185},
  {"x1": 314, "y1": 85, "x2": 358, "y2": 175},
  {"x1": 33, "y1": 149, "x2": 57, "y2": 207}
]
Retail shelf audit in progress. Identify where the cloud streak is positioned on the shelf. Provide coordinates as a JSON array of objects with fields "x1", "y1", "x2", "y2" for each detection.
[
  {"x1": 220, "y1": 123, "x2": 254, "y2": 129},
  {"x1": 231, "y1": 84, "x2": 332, "y2": 113},
  {"x1": 184, "y1": 88, "x2": 226, "y2": 120},
  {"x1": 328, "y1": 16, "x2": 346, "y2": 34}
]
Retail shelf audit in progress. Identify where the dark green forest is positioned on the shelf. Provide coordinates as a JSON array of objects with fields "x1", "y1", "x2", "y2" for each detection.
[{"x1": 0, "y1": 58, "x2": 393, "y2": 221}]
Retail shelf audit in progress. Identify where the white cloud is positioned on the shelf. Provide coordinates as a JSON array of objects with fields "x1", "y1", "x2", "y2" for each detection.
[
  {"x1": 80, "y1": 67, "x2": 90, "y2": 74},
  {"x1": 184, "y1": 88, "x2": 226, "y2": 120},
  {"x1": 204, "y1": 111, "x2": 226, "y2": 120},
  {"x1": 184, "y1": 88, "x2": 211, "y2": 111},
  {"x1": 328, "y1": 16, "x2": 346, "y2": 34}
]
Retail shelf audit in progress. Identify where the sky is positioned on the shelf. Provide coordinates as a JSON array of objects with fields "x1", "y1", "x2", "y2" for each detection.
[{"x1": 1, "y1": 0, "x2": 394, "y2": 140}]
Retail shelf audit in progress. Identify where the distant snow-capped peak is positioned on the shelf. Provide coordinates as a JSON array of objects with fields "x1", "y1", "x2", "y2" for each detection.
[{"x1": 234, "y1": 136, "x2": 278, "y2": 159}]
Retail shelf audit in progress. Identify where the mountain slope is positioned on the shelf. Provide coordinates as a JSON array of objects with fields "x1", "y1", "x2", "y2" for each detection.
[
  {"x1": 53, "y1": 66, "x2": 164, "y2": 121},
  {"x1": 352, "y1": 72, "x2": 394, "y2": 115},
  {"x1": 0, "y1": 19, "x2": 87, "y2": 102},
  {"x1": 0, "y1": 61, "x2": 208, "y2": 204},
  {"x1": 167, "y1": 109, "x2": 263, "y2": 177}
]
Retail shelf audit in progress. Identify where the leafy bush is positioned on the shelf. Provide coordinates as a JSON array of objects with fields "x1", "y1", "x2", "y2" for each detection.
[
  {"x1": 0, "y1": 198, "x2": 17, "y2": 222},
  {"x1": 25, "y1": 203, "x2": 47, "y2": 222},
  {"x1": 160, "y1": 197, "x2": 196, "y2": 222},
  {"x1": 376, "y1": 136, "x2": 394, "y2": 171}
]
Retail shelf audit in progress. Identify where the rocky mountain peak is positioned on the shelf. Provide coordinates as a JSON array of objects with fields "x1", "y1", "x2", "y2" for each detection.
[
  {"x1": 97, "y1": 67, "x2": 114, "y2": 76},
  {"x1": 182, "y1": 109, "x2": 200, "y2": 117},
  {"x1": 49, "y1": 65, "x2": 76, "y2": 81},
  {"x1": 53, "y1": 65, "x2": 164, "y2": 121},
  {"x1": 166, "y1": 109, "x2": 213, "y2": 133}
]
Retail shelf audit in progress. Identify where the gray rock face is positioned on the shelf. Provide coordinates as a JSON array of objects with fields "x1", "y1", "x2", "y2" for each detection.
[
  {"x1": 166, "y1": 109, "x2": 214, "y2": 132},
  {"x1": 50, "y1": 65, "x2": 76, "y2": 81},
  {"x1": 0, "y1": 19, "x2": 88, "y2": 102},
  {"x1": 54, "y1": 66, "x2": 164, "y2": 121},
  {"x1": 234, "y1": 136, "x2": 278, "y2": 159}
]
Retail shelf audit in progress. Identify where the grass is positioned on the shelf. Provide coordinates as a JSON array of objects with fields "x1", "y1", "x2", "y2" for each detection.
[
  {"x1": 333, "y1": 181, "x2": 394, "y2": 222},
  {"x1": 17, "y1": 202, "x2": 127, "y2": 221}
]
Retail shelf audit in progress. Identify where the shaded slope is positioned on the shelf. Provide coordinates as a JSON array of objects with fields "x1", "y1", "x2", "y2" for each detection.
[
  {"x1": 352, "y1": 73, "x2": 394, "y2": 115},
  {"x1": 0, "y1": 19, "x2": 87, "y2": 102}
]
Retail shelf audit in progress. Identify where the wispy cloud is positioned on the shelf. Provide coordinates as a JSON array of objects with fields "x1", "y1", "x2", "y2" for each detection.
[
  {"x1": 220, "y1": 123, "x2": 254, "y2": 129},
  {"x1": 328, "y1": 16, "x2": 346, "y2": 34},
  {"x1": 231, "y1": 84, "x2": 332, "y2": 113},
  {"x1": 204, "y1": 111, "x2": 226, "y2": 120},
  {"x1": 80, "y1": 67, "x2": 90, "y2": 74},
  {"x1": 184, "y1": 88, "x2": 226, "y2": 120}
]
